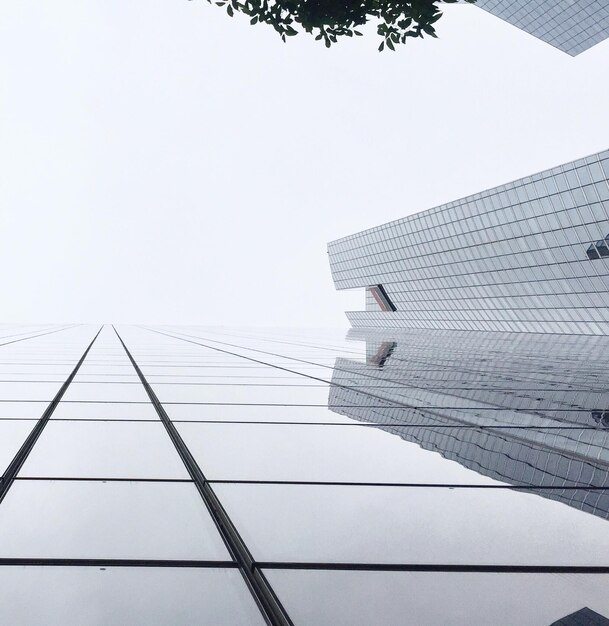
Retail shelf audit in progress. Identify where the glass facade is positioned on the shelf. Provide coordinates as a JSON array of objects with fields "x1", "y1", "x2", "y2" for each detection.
[
  {"x1": 328, "y1": 149, "x2": 609, "y2": 334},
  {"x1": 330, "y1": 329, "x2": 609, "y2": 520},
  {"x1": 0, "y1": 323, "x2": 608, "y2": 624},
  {"x1": 475, "y1": 0, "x2": 609, "y2": 56}
]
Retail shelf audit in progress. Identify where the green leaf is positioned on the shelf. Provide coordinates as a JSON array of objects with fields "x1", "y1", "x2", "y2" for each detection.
[{"x1": 209, "y1": 0, "x2": 451, "y2": 51}]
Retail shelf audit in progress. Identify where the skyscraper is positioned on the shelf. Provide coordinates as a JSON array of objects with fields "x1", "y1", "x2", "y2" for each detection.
[
  {"x1": 328, "y1": 149, "x2": 609, "y2": 334},
  {"x1": 0, "y1": 323, "x2": 608, "y2": 624},
  {"x1": 474, "y1": 0, "x2": 609, "y2": 56}
]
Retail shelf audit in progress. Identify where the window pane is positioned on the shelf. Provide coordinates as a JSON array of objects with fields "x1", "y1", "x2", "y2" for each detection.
[
  {"x1": 0, "y1": 382, "x2": 61, "y2": 402},
  {"x1": 155, "y1": 384, "x2": 331, "y2": 405},
  {"x1": 19, "y1": 422, "x2": 189, "y2": 479},
  {"x1": 0, "y1": 481, "x2": 229, "y2": 560},
  {"x1": 264, "y1": 569, "x2": 609, "y2": 626},
  {"x1": 0, "y1": 567, "x2": 265, "y2": 626},
  {"x1": 176, "y1": 423, "x2": 498, "y2": 484},
  {"x1": 214, "y1": 483, "x2": 609, "y2": 565},
  {"x1": 0, "y1": 421, "x2": 36, "y2": 473},
  {"x1": 61, "y1": 383, "x2": 150, "y2": 403},
  {"x1": 52, "y1": 401, "x2": 158, "y2": 421},
  {"x1": 165, "y1": 403, "x2": 354, "y2": 423}
]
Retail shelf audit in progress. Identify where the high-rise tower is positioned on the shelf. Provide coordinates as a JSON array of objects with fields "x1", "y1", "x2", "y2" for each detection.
[{"x1": 329, "y1": 149, "x2": 609, "y2": 334}]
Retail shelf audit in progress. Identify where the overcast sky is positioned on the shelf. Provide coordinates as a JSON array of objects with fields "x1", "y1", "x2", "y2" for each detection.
[{"x1": 1, "y1": 1, "x2": 609, "y2": 327}]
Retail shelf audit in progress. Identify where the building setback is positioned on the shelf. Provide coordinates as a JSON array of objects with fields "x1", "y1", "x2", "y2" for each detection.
[
  {"x1": 474, "y1": 0, "x2": 609, "y2": 56},
  {"x1": 328, "y1": 149, "x2": 609, "y2": 334}
]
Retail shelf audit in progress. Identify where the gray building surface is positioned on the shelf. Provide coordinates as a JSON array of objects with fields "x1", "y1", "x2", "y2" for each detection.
[
  {"x1": 0, "y1": 324, "x2": 609, "y2": 623},
  {"x1": 328, "y1": 149, "x2": 609, "y2": 334},
  {"x1": 475, "y1": 0, "x2": 609, "y2": 56},
  {"x1": 328, "y1": 328, "x2": 609, "y2": 520}
]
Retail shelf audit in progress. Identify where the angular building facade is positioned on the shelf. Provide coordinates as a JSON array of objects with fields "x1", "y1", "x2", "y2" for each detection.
[
  {"x1": 328, "y1": 149, "x2": 609, "y2": 334},
  {"x1": 475, "y1": 0, "x2": 609, "y2": 56}
]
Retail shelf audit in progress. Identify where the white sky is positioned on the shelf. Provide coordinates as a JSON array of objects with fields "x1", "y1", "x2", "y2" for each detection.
[{"x1": 1, "y1": 1, "x2": 609, "y2": 327}]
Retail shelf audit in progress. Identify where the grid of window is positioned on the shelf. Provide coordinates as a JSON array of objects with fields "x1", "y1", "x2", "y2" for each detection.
[
  {"x1": 0, "y1": 323, "x2": 608, "y2": 624},
  {"x1": 330, "y1": 329, "x2": 609, "y2": 520},
  {"x1": 475, "y1": 0, "x2": 609, "y2": 56},
  {"x1": 328, "y1": 149, "x2": 609, "y2": 334}
]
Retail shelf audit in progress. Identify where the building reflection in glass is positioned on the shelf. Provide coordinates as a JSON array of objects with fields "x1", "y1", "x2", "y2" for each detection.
[{"x1": 328, "y1": 328, "x2": 609, "y2": 520}]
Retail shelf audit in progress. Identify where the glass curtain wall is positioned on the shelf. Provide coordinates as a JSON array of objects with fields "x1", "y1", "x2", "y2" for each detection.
[{"x1": 0, "y1": 324, "x2": 607, "y2": 624}]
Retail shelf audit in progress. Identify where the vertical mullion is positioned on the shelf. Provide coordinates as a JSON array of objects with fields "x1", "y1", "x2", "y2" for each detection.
[
  {"x1": 0, "y1": 326, "x2": 103, "y2": 505},
  {"x1": 113, "y1": 326, "x2": 293, "y2": 626}
]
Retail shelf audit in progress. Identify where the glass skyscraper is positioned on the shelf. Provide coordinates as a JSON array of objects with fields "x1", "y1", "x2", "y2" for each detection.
[
  {"x1": 475, "y1": 0, "x2": 609, "y2": 55},
  {"x1": 0, "y1": 323, "x2": 608, "y2": 624},
  {"x1": 329, "y1": 149, "x2": 609, "y2": 334}
]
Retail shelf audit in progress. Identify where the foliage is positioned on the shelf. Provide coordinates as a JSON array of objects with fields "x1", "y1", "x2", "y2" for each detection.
[{"x1": 205, "y1": 0, "x2": 475, "y2": 51}]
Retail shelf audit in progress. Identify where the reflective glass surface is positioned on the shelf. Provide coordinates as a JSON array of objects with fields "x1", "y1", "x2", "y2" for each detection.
[
  {"x1": 328, "y1": 149, "x2": 609, "y2": 334},
  {"x1": 177, "y1": 422, "x2": 499, "y2": 483},
  {"x1": 0, "y1": 420, "x2": 36, "y2": 473},
  {"x1": 475, "y1": 0, "x2": 609, "y2": 56},
  {"x1": 155, "y1": 384, "x2": 332, "y2": 404},
  {"x1": 215, "y1": 482, "x2": 609, "y2": 565},
  {"x1": 0, "y1": 480, "x2": 228, "y2": 560},
  {"x1": 52, "y1": 401, "x2": 159, "y2": 421},
  {"x1": 0, "y1": 401, "x2": 48, "y2": 418},
  {"x1": 265, "y1": 570, "x2": 609, "y2": 626},
  {"x1": 0, "y1": 567, "x2": 264, "y2": 625},
  {"x1": 0, "y1": 323, "x2": 606, "y2": 623},
  {"x1": 19, "y1": 421, "x2": 189, "y2": 479},
  {"x1": 165, "y1": 403, "x2": 355, "y2": 423}
]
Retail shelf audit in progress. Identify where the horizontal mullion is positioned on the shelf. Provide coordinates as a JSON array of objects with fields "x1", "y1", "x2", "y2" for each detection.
[
  {"x1": 11, "y1": 477, "x2": 605, "y2": 490},
  {"x1": 0, "y1": 558, "x2": 237, "y2": 568},
  {"x1": 207, "y1": 480, "x2": 609, "y2": 490},
  {"x1": 255, "y1": 562, "x2": 609, "y2": 573},
  {"x1": 0, "y1": 417, "x2": 601, "y2": 429},
  {"x1": 14, "y1": 476, "x2": 194, "y2": 483}
]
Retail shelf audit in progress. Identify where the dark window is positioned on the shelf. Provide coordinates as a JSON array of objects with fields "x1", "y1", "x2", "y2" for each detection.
[
  {"x1": 596, "y1": 240, "x2": 609, "y2": 257},
  {"x1": 587, "y1": 244, "x2": 601, "y2": 260},
  {"x1": 368, "y1": 285, "x2": 397, "y2": 312}
]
